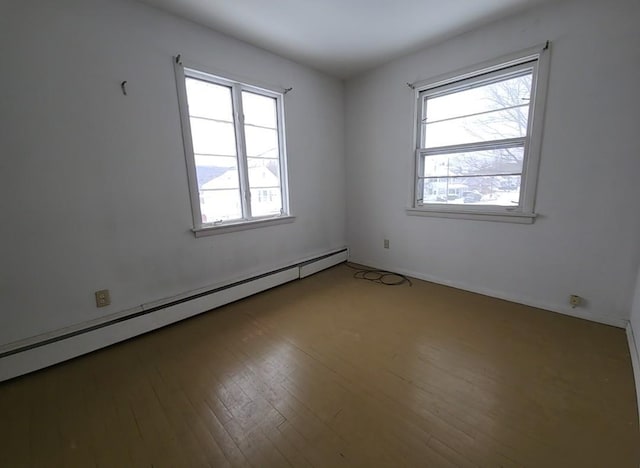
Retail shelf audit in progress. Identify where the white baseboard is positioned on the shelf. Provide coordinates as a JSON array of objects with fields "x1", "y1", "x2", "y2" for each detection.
[
  {"x1": 350, "y1": 257, "x2": 627, "y2": 329},
  {"x1": 300, "y1": 250, "x2": 348, "y2": 278},
  {"x1": 0, "y1": 247, "x2": 347, "y2": 382},
  {"x1": 626, "y1": 323, "x2": 640, "y2": 425}
]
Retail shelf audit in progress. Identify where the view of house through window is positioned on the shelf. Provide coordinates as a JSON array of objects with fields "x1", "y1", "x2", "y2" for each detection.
[
  {"x1": 182, "y1": 70, "x2": 287, "y2": 226},
  {"x1": 416, "y1": 60, "x2": 539, "y2": 212}
]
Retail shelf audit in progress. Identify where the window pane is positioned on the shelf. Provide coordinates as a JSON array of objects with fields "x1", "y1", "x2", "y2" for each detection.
[
  {"x1": 197, "y1": 158, "x2": 242, "y2": 223},
  {"x1": 185, "y1": 78, "x2": 233, "y2": 122},
  {"x1": 423, "y1": 106, "x2": 529, "y2": 148},
  {"x1": 425, "y1": 73, "x2": 532, "y2": 123},
  {"x1": 250, "y1": 187, "x2": 282, "y2": 217},
  {"x1": 199, "y1": 188, "x2": 242, "y2": 223},
  {"x1": 421, "y1": 175, "x2": 522, "y2": 206},
  {"x1": 422, "y1": 72, "x2": 532, "y2": 149},
  {"x1": 245, "y1": 126, "x2": 279, "y2": 157},
  {"x1": 242, "y1": 91, "x2": 277, "y2": 128},
  {"x1": 423, "y1": 147, "x2": 524, "y2": 178},
  {"x1": 247, "y1": 157, "x2": 280, "y2": 182},
  {"x1": 247, "y1": 158, "x2": 282, "y2": 217},
  {"x1": 190, "y1": 118, "x2": 237, "y2": 156}
]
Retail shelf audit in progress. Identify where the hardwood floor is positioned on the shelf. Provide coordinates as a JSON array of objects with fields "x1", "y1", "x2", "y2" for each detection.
[{"x1": 1, "y1": 264, "x2": 638, "y2": 467}]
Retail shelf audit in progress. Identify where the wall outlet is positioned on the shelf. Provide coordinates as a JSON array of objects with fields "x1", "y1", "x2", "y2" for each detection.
[
  {"x1": 383, "y1": 239, "x2": 390, "y2": 249},
  {"x1": 95, "y1": 289, "x2": 111, "y2": 308},
  {"x1": 569, "y1": 294, "x2": 581, "y2": 308}
]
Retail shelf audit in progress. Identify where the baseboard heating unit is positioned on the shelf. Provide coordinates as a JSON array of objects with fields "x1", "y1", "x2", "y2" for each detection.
[{"x1": 0, "y1": 247, "x2": 348, "y2": 382}]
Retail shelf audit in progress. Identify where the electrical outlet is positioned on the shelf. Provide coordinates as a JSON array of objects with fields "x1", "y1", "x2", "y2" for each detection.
[
  {"x1": 95, "y1": 289, "x2": 111, "y2": 308},
  {"x1": 569, "y1": 294, "x2": 581, "y2": 308},
  {"x1": 384, "y1": 239, "x2": 390, "y2": 249}
]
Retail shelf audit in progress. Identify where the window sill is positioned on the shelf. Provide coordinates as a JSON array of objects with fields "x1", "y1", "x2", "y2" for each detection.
[
  {"x1": 193, "y1": 215, "x2": 295, "y2": 237},
  {"x1": 406, "y1": 208, "x2": 536, "y2": 224}
]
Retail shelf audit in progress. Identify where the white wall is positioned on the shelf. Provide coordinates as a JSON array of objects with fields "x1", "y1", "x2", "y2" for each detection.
[
  {"x1": 0, "y1": 0, "x2": 346, "y2": 347},
  {"x1": 345, "y1": 0, "x2": 640, "y2": 325},
  {"x1": 2, "y1": 0, "x2": 639, "y2": 353}
]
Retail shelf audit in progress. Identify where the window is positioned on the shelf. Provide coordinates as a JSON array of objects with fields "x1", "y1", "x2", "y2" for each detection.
[
  {"x1": 174, "y1": 59, "x2": 291, "y2": 235},
  {"x1": 409, "y1": 45, "x2": 549, "y2": 223}
]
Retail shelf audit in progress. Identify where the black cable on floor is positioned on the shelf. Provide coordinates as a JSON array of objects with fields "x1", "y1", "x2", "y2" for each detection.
[{"x1": 345, "y1": 262, "x2": 412, "y2": 286}]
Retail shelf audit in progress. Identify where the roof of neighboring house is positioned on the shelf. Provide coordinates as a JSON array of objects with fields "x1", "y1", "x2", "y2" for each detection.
[{"x1": 196, "y1": 166, "x2": 230, "y2": 189}]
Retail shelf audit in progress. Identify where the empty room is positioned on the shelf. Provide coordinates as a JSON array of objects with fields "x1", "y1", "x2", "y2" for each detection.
[{"x1": 2, "y1": 0, "x2": 640, "y2": 466}]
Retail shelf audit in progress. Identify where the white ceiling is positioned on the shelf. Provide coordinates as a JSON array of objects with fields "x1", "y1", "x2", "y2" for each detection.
[{"x1": 139, "y1": 0, "x2": 550, "y2": 78}]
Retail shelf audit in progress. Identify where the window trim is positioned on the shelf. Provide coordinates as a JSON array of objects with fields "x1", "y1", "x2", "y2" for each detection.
[
  {"x1": 174, "y1": 57, "x2": 291, "y2": 235},
  {"x1": 408, "y1": 43, "x2": 550, "y2": 223},
  {"x1": 192, "y1": 215, "x2": 296, "y2": 237}
]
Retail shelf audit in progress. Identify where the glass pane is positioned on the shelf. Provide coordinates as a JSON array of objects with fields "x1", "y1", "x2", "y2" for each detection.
[
  {"x1": 250, "y1": 188, "x2": 282, "y2": 217},
  {"x1": 247, "y1": 157, "x2": 280, "y2": 182},
  {"x1": 247, "y1": 158, "x2": 282, "y2": 217},
  {"x1": 196, "y1": 156, "x2": 242, "y2": 222},
  {"x1": 190, "y1": 118, "x2": 237, "y2": 156},
  {"x1": 423, "y1": 147, "x2": 524, "y2": 178},
  {"x1": 425, "y1": 73, "x2": 532, "y2": 123},
  {"x1": 423, "y1": 106, "x2": 529, "y2": 148},
  {"x1": 185, "y1": 78, "x2": 233, "y2": 122},
  {"x1": 199, "y1": 188, "x2": 242, "y2": 223},
  {"x1": 421, "y1": 175, "x2": 522, "y2": 206},
  {"x1": 245, "y1": 126, "x2": 279, "y2": 157},
  {"x1": 242, "y1": 91, "x2": 277, "y2": 128}
]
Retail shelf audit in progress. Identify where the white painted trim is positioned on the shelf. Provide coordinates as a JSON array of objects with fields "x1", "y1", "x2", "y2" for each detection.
[
  {"x1": 406, "y1": 208, "x2": 536, "y2": 224},
  {"x1": 0, "y1": 248, "x2": 347, "y2": 382},
  {"x1": 350, "y1": 257, "x2": 627, "y2": 329},
  {"x1": 173, "y1": 58, "x2": 203, "y2": 228},
  {"x1": 626, "y1": 323, "x2": 640, "y2": 425},
  {"x1": 193, "y1": 215, "x2": 295, "y2": 237}
]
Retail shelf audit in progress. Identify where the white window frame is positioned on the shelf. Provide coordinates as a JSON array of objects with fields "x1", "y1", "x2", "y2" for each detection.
[
  {"x1": 174, "y1": 57, "x2": 293, "y2": 236},
  {"x1": 407, "y1": 44, "x2": 550, "y2": 224}
]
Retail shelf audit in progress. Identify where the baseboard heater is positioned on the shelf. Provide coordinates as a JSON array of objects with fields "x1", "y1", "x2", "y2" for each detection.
[{"x1": 0, "y1": 248, "x2": 348, "y2": 382}]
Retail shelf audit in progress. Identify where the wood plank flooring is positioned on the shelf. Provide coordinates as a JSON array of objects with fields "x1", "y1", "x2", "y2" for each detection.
[{"x1": 1, "y1": 264, "x2": 638, "y2": 467}]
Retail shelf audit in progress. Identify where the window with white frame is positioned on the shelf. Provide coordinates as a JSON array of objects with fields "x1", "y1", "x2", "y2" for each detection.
[
  {"x1": 411, "y1": 46, "x2": 549, "y2": 222},
  {"x1": 175, "y1": 61, "x2": 290, "y2": 233}
]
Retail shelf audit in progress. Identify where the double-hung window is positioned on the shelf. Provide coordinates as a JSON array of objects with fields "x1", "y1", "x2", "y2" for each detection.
[
  {"x1": 410, "y1": 45, "x2": 549, "y2": 223},
  {"x1": 175, "y1": 59, "x2": 291, "y2": 235}
]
